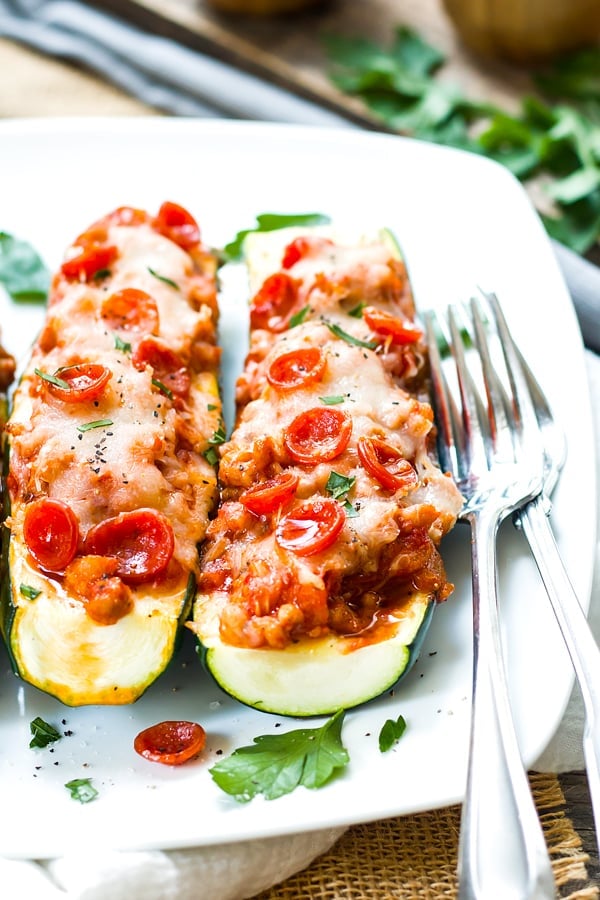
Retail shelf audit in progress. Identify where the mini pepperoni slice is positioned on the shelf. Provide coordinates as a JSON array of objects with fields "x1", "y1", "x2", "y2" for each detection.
[
  {"x1": 357, "y1": 436, "x2": 419, "y2": 493},
  {"x1": 239, "y1": 473, "x2": 299, "y2": 516},
  {"x1": 362, "y1": 307, "x2": 423, "y2": 345},
  {"x1": 153, "y1": 202, "x2": 201, "y2": 250},
  {"x1": 134, "y1": 721, "x2": 206, "y2": 765},
  {"x1": 44, "y1": 364, "x2": 112, "y2": 403},
  {"x1": 132, "y1": 337, "x2": 190, "y2": 397},
  {"x1": 281, "y1": 236, "x2": 335, "y2": 269},
  {"x1": 23, "y1": 498, "x2": 79, "y2": 573},
  {"x1": 84, "y1": 509, "x2": 174, "y2": 584},
  {"x1": 101, "y1": 288, "x2": 159, "y2": 335},
  {"x1": 267, "y1": 347, "x2": 325, "y2": 391},
  {"x1": 61, "y1": 244, "x2": 118, "y2": 282},
  {"x1": 284, "y1": 407, "x2": 352, "y2": 465},
  {"x1": 249, "y1": 273, "x2": 299, "y2": 332},
  {"x1": 276, "y1": 497, "x2": 345, "y2": 556}
]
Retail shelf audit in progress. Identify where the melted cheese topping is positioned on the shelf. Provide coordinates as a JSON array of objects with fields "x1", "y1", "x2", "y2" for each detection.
[{"x1": 8, "y1": 216, "x2": 220, "y2": 586}]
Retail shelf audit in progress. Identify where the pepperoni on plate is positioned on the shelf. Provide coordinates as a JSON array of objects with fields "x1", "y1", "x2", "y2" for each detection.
[
  {"x1": 267, "y1": 347, "x2": 325, "y2": 391},
  {"x1": 84, "y1": 509, "x2": 174, "y2": 584},
  {"x1": 362, "y1": 306, "x2": 423, "y2": 345},
  {"x1": 357, "y1": 436, "x2": 418, "y2": 493},
  {"x1": 101, "y1": 288, "x2": 159, "y2": 335},
  {"x1": 284, "y1": 407, "x2": 351, "y2": 465},
  {"x1": 43, "y1": 364, "x2": 112, "y2": 403},
  {"x1": 132, "y1": 337, "x2": 190, "y2": 397},
  {"x1": 281, "y1": 236, "x2": 334, "y2": 269},
  {"x1": 239, "y1": 473, "x2": 299, "y2": 516},
  {"x1": 275, "y1": 497, "x2": 345, "y2": 556},
  {"x1": 249, "y1": 273, "x2": 299, "y2": 332},
  {"x1": 23, "y1": 498, "x2": 79, "y2": 573},
  {"x1": 134, "y1": 721, "x2": 206, "y2": 765},
  {"x1": 61, "y1": 244, "x2": 118, "y2": 282},
  {"x1": 153, "y1": 201, "x2": 201, "y2": 250}
]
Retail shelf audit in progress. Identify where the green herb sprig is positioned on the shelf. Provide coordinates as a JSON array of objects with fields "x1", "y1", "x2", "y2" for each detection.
[
  {"x1": 325, "y1": 28, "x2": 600, "y2": 253},
  {"x1": 224, "y1": 213, "x2": 331, "y2": 262},
  {"x1": 0, "y1": 232, "x2": 49, "y2": 302},
  {"x1": 29, "y1": 717, "x2": 62, "y2": 749},
  {"x1": 65, "y1": 778, "x2": 98, "y2": 804},
  {"x1": 378, "y1": 714, "x2": 407, "y2": 753},
  {"x1": 210, "y1": 709, "x2": 348, "y2": 802}
]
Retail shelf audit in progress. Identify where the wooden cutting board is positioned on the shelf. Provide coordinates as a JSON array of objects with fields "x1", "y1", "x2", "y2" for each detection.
[{"x1": 84, "y1": 0, "x2": 532, "y2": 126}]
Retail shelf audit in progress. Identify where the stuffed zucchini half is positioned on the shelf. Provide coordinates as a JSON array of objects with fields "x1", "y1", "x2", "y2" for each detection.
[
  {"x1": 2, "y1": 203, "x2": 221, "y2": 706},
  {"x1": 191, "y1": 226, "x2": 463, "y2": 717}
]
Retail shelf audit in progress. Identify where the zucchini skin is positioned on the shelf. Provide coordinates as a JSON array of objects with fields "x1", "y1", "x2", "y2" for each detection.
[{"x1": 196, "y1": 595, "x2": 434, "y2": 717}]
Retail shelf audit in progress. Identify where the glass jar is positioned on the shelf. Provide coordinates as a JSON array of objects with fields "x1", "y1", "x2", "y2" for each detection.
[{"x1": 441, "y1": 0, "x2": 600, "y2": 62}]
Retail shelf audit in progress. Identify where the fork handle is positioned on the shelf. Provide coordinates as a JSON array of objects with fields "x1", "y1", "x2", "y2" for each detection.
[
  {"x1": 459, "y1": 510, "x2": 555, "y2": 900},
  {"x1": 517, "y1": 496, "x2": 600, "y2": 837}
]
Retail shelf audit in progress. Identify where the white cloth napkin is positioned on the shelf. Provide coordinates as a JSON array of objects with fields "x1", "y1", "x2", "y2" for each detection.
[{"x1": 1, "y1": 4, "x2": 599, "y2": 897}]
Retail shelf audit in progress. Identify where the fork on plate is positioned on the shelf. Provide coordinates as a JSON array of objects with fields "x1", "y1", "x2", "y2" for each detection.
[
  {"x1": 482, "y1": 289, "x2": 600, "y2": 839},
  {"x1": 425, "y1": 298, "x2": 555, "y2": 899}
]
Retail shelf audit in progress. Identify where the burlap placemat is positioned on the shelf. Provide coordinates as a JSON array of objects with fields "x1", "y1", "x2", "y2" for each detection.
[
  {"x1": 257, "y1": 774, "x2": 598, "y2": 899},
  {"x1": 0, "y1": 37, "x2": 156, "y2": 117}
]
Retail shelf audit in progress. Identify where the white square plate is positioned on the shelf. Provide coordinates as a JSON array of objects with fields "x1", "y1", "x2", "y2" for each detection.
[{"x1": 0, "y1": 119, "x2": 595, "y2": 859}]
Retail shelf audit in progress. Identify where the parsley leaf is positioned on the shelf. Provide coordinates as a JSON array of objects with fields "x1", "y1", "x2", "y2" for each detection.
[
  {"x1": 208, "y1": 424, "x2": 227, "y2": 446},
  {"x1": 114, "y1": 334, "x2": 132, "y2": 353},
  {"x1": 324, "y1": 26, "x2": 600, "y2": 253},
  {"x1": 29, "y1": 717, "x2": 62, "y2": 749},
  {"x1": 19, "y1": 584, "x2": 41, "y2": 601},
  {"x1": 320, "y1": 395, "x2": 345, "y2": 405},
  {"x1": 148, "y1": 267, "x2": 180, "y2": 290},
  {"x1": 210, "y1": 709, "x2": 348, "y2": 802},
  {"x1": 77, "y1": 419, "x2": 113, "y2": 433},
  {"x1": 65, "y1": 778, "x2": 98, "y2": 804},
  {"x1": 325, "y1": 322, "x2": 378, "y2": 350},
  {"x1": 379, "y1": 714, "x2": 407, "y2": 752},
  {"x1": 289, "y1": 305, "x2": 311, "y2": 328},
  {"x1": 326, "y1": 470, "x2": 355, "y2": 501},
  {"x1": 223, "y1": 213, "x2": 331, "y2": 262},
  {"x1": 0, "y1": 232, "x2": 49, "y2": 302},
  {"x1": 35, "y1": 368, "x2": 70, "y2": 390}
]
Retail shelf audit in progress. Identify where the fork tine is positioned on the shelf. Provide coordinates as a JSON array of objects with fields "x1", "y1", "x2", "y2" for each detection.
[
  {"x1": 424, "y1": 311, "x2": 463, "y2": 479},
  {"x1": 447, "y1": 305, "x2": 490, "y2": 476},
  {"x1": 478, "y1": 289, "x2": 545, "y2": 467}
]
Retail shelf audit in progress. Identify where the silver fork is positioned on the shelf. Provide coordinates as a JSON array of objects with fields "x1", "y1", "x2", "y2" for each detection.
[
  {"x1": 425, "y1": 299, "x2": 555, "y2": 900},
  {"x1": 483, "y1": 289, "x2": 600, "y2": 837}
]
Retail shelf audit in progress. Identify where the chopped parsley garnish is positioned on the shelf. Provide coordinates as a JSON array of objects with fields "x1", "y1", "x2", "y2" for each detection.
[
  {"x1": 326, "y1": 471, "x2": 359, "y2": 517},
  {"x1": 223, "y1": 212, "x2": 331, "y2": 262},
  {"x1": 0, "y1": 232, "x2": 49, "y2": 302},
  {"x1": 34, "y1": 368, "x2": 70, "y2": 390},
  {"x1": 77, "y1": 419, "x2": 113, "y2": 433},
  {"x1": 114, "y1": 334, "x2": 132, "y2": 353},
  {"x1": 204, "y1": 447, "x2": 219, "y2": 466},
  {"x1": 378, "y1": 714, "x2": 407, "y2": 753},
  {"x1": 319, "y1": 395, "x2": 345, "y2": 405},
  {"x1": 148, "y1": 267, "x2": 180, "y2": 290},
  {"x1": 92, "y1": 268, "x2": 111, "y2": 281},
  {"x1": 348, "y1": 302, "x2": 366, "y2": 318},
  {"x1": 210, "y1": 709, "x2": 348, "y2": 802},
  {"x1": 64, "y1": 778, "x2": 98, "y2": 804},
  {"x1": 29, "y1": 717, "x2": 62, "y2": 749},
  {"x1": 19, "y1": 584, "x2": 41, "y2": 601},
  {"x1": 208, "y1": 424, "x2": 227, "y2": 446},
  {"x1": 325, "y1": 322, "x2": 378, "y2": 350},
  {"x1": 326, "y1": 471, "x2": 355, "y2": 501},
  {"x1": 207, "y1": 403, "x2": 218, "y2": 411},
  {"x1": 288, "y1": 305, "x2": 311, "y2": 328},
  {"x1": 152, "y1": 378, "x2": 173, "y2": 400}
]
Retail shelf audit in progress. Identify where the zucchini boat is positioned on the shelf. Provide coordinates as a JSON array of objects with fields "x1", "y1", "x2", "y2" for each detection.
[
  {"x1": 2, "y1": 203, "x2": 221, "y2": 706},
  {"x1": 191, "y1": 225, "x2": 463, "y2": 716}
]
